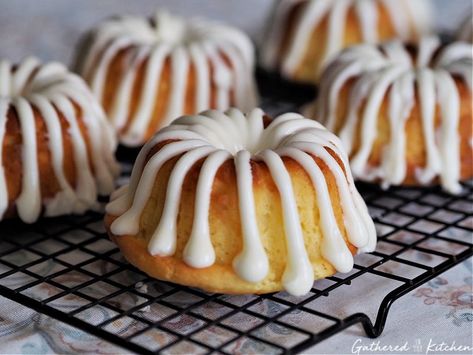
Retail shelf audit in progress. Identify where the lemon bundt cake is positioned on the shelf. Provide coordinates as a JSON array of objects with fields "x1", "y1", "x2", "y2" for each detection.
[
  {"x1": 311, "y1": 37, "x2": 473, "y2": 194},
  {"x1": 76, "y1": 11, "x2": 258, "y2": 147},
  {"x1": 105, "y1": 108, "x2": 376, "y2": 296},
  {"x1": 261, "y1": 0, "x2": 432, "y2": 83},
  {"x1": 0, "y1": 57, "x2": 119, "y2": 223}
]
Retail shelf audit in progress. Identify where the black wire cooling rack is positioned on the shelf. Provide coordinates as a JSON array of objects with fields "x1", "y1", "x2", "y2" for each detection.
[{"x1": 0, "y1": 72, "x2": 472, "y2": 354}]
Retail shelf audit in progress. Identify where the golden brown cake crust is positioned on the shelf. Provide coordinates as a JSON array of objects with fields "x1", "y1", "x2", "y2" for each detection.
[
  {"x1": 1, "y1": 57, "x2": 118, "y2": 223},
  {"x1": 98, "y1": 48, "x2": 235, "y2": 144},
  {"x1": 290, "y1": 2, "x2": 397, "y2": 83},
  {"x1": 78, "y1": 12, "x2": 258, "y2": 147},
  {"x1": 263, "y1": 0, "x2": 431, "y2": 83},
  {"x1": 335, "y1": 78, "x2": 472, "y2": 187},
  {"x1": 312, "y1": 38, "x2": 472, "y2": 192},
  {"x1": 3, "y1": 102, "x2": 96, "y2": 219}
]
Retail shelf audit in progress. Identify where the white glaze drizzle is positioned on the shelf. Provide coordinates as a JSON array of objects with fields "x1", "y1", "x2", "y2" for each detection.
[
  {"x1": 0, "y1": 57, "x2": 119, "y2": 223},
  {"x1": 80, "y1": 11, "x2": 258, "y2": 147},
  {"x1": 262, "y1": 0, "x2": 432, "y2": 80},
  {"x1": 233, "y1": 149, "x2": 269, "y2": 283},
  {"x1": 314, "y1": 37, "x2": 473, "y2": 194},
  {"x1": 106, "y1": 108, "x2": 376, "y2": 296},
  {"x1": 14, "y1": 97, "x2": 41, "y2": 223}
]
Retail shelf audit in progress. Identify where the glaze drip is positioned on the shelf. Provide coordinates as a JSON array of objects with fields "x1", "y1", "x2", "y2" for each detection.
[
  {"x1": 314, "y1": 37, "x2": 473, "y2": 194},
  {"x1": 106, "y1": 108, "x2": 376, "y2": 296},
  {"x1": 0, "y1": 57, "x2": 119, "y2": 223},
  {"x1": 79, "y1": 11, "x2": 258, "y2": 146}
]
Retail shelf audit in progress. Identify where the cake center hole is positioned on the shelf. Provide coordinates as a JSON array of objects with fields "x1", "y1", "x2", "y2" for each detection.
[
  {"x1": 153, "y1": 12, "x2": 190, "y2": 45},
  {"x1": 211, "y1": 126, "x2": 275, "y2": 157}
]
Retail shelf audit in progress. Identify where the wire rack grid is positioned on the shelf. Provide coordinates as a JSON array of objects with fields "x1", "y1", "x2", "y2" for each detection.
[{"x1": 0, "y1": 73, "x2": 472, "y2": 354}]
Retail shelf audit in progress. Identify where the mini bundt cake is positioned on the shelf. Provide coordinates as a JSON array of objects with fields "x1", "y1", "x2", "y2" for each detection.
[
  {"x1": 262, "y1": 0, "x2": 433, "y2": 83},
  {"x1": 0, "y1": 57, "x2": 119, "y2": 223},
  {"x1": 311, "y1": 37, "x2": 473, "y2": 194},
  {"x1": 105, "y1": 108, "x2": 376, "y2": 296},
  {"x1": 457, "y1": 16, "x2": 472, "y2": 42},
  {"x1": 76, "y1": 11, "x2": 258, "y2": 147}
]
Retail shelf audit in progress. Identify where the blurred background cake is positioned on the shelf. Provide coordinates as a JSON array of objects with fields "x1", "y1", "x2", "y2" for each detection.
[
  {"x1": 0, "y1": 57, "x2": 119, "y2": 223},
  {"x1": 261, "y1": 0, "x2": 433, "y2": 84},
  {"x1": 309, "y1": 37, "x2": 473, "y2": 193},
  {"x1": 75, "y1": 10, "x2": 258, "y2": 147}
]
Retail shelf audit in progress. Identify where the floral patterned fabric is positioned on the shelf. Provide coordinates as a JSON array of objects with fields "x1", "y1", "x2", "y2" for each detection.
[{"x1": 0, "y1": 250, "x2": 471, "y2": 354}]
